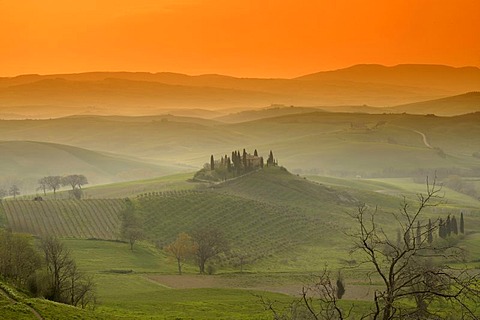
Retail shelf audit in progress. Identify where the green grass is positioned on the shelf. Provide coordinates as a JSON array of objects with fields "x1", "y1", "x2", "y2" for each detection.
[{"x1": 65, "y1": 239, "x2": 176, "y2": 274}]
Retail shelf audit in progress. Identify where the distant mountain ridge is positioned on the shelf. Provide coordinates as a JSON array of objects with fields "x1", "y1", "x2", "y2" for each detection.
[
  {"x1": 390, "y1": 92, "x2": 480, "y2": 115},
  {"x1": 1, "y1": 64, "x2": 479, "y2": 118}
]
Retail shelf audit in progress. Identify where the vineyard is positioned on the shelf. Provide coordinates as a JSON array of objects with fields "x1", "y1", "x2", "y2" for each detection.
[
  {"x1": 1, "y1": 199, "x2": 126, "y2": 240},
  {"x1": 136, "y1": 189, "x2": 341, "y2": 265}
]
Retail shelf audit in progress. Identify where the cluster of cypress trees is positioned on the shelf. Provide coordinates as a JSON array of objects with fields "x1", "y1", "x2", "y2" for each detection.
[
  {"x1": 439, "y1": 212, "x2": 465, "y2": 239},
  {"x1": 400, "y1": 213, "x2": 465, "y2": 247},
  {"x1": 210, "y1": 149, "x2": 278, "y2": 177}
]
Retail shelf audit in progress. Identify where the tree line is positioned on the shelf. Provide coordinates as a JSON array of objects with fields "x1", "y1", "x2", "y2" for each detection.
[{"x1": 37, "y1": 174, "x2": 88, "y2": 199}]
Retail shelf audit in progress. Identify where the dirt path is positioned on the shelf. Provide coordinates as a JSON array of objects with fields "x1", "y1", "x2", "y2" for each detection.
[
  {"x1": 412, "y1": 130, "x2": 433, "y2": 149},
  {"x1": 0, "y1": 286, "x2": 44, "y2": 320},
  {"x1": 146, "y1": 274, "x2": 381, "y2": 301}
]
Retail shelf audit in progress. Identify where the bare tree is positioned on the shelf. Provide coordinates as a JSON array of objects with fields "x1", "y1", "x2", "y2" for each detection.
[
  {"x1": 350, "y1": 178, "x2": 480, "y2": 319},
  {"x1": 261, "y1": 178, "x2": 479, "y2": 319},
  {"x1": 38, "y1": 177, "x2": 48, "y2": 196},
  {"x1": 192, "y1": 228, "x2": 228, "y2": 274},
  {"x1": 165, "y1": 232, "x2": 198, "y2": 275},
  {"x1": 9, "y1": 184, "x2": 20, "y2": 199},
  {"x1": 40, "y1": 236, "x2": 76, "y2": 302},
  {"x1": 62, "y1": 174, "x2": 88, "y2": 190},
  {"x1": 40, "y1": 236, "x2": 95, "y2": 307},
  {"x1": 44, "y1": 175, "x2": 63, "y2": 198}
]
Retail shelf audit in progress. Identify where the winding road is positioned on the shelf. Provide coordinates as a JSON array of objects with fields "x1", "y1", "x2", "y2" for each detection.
[{"x1": 412, "y1": 130, "x2": 432, "y2": 149}]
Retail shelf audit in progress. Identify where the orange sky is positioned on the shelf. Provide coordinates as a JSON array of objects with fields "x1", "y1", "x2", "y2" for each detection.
[{"x1": 1, "y1": 0, "x2": 479, "y2": 78}]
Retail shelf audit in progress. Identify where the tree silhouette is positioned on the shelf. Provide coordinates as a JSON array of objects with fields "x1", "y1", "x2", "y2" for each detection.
[
  {"x1": 9, "y1": 185, "x2": 20, "y2": 199},
  {"x1": 192, "y1": 228, "x2": 228, "y2": 274},
  {"x1": 460, "y1": 212, "x2": 465, "y2": 234}
]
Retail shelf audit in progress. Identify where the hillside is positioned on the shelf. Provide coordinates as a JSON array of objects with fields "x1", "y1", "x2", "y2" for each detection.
[
  {"x1": 391, "y1": 92, "x2": 480, "y2": 115},
  {"x1": 1, "y1": 65, "x2": 479, "y2": 118},
  {"x1": 0, "y1": 281, "x2": 107, "y2": 320},
  {"x1": 0, "y1": 140, "x2": 184, "y2": 193},
  {"x1": 1, "y1": 112, "x2": 479, "y2": 180}
]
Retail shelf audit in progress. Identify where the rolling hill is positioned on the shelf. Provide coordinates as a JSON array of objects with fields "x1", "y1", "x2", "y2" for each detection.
[
  {"x1": 1, "y1": 64, "x2": 479, "y2": 118},
  {"x1": 391, "y1": 92, "x2": 480, "y2": 115},
  {"x1": 1, "y1": 111, "x2": 479, "y2": 180},
  {"x1": 0, "y1": 141, "x2": 185, "y2": 193}
]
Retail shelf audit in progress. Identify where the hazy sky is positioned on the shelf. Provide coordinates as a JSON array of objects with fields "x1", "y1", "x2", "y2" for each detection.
[{"x1": 1, "y1": 0, "x2": 479, "y2": 77}]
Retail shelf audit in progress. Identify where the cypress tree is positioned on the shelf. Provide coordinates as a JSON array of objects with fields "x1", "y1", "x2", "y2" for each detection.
[
  {"x1": 227, "y1": 157, "x2": 232, "y2": 172},
  {"x1": 460, "y1": 212, "x2": 465, "y2": 234},
  {"x1": 210, "y1": 155, "x2": 215, "y2": 171},
  {"x1": 242, "y1": 149, "x2": 247, "y2": 170},
  {"x1": 439, "y1": 218, "x2": 445, "y2": 239},
  {"x1": 427, "y1": 219, "x2": 433, "y2": 244},
  {"x1": 254, "y1": 149, "x2": 258, "y2": 157},
  {"x1": 451, "y1": 216, "x2": 458, "y2": 235},
  {"x1": 268, "y1": 150, "x2": 274, "y2": 166},
  {"x1": 446, "y1": 215, "x2": 451, "y2": 236}
]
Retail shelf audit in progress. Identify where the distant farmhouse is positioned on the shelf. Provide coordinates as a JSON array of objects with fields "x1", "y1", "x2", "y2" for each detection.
[{"x1": 195, "y1": 149, "x2": 277, "y2": 182}]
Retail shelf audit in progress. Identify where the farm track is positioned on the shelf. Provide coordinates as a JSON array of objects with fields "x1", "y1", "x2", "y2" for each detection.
[
  {"x1": 412, "y1": 129, "x2": 433, "y2": 149},
  {"x1": 0, "y1": 286, "x2": 44, "y2": 320}
]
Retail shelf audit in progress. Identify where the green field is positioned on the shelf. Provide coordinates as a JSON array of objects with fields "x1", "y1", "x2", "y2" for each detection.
[{"x1": 1, "y1": 167, "x2": 479, "y2": 319}]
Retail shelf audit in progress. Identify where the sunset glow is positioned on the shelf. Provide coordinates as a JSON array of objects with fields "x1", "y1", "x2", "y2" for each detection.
[{"x1": 1, "y1": 0, "x2": 479, "y2": 77}]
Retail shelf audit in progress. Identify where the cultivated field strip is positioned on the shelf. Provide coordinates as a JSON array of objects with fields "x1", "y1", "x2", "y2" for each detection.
[{"x1": 2, "y1": 199, "x2": 126, "y2": 240}]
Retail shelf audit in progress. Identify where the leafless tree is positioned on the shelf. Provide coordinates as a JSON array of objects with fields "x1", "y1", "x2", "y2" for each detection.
[
  {"x1": 350, "y1": 178, "x2": 480, "y2": 319},
  {"x1": 261, "y1": 178, "x2": 479, "y2": 319},
  {"x1": 44, "y1": 175, "x2": 63, "y2": 198},
  {"x1": 40, "y1": 236, "x2": 96, "y2": 307},
  {"x1": 9, "y1": 184, "x2": 20, "y2": 199},
  {"x1": 192, "y1": 228, "x2": 228, "y2": 274},
  {"x1": 62, "y1": 174, "x2": 88, "y2": 190}
]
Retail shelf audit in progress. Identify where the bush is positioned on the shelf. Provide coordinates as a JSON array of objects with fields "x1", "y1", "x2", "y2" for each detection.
[{"x1": 206, "y1": 265, "x2": 216, "y2": 275}]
